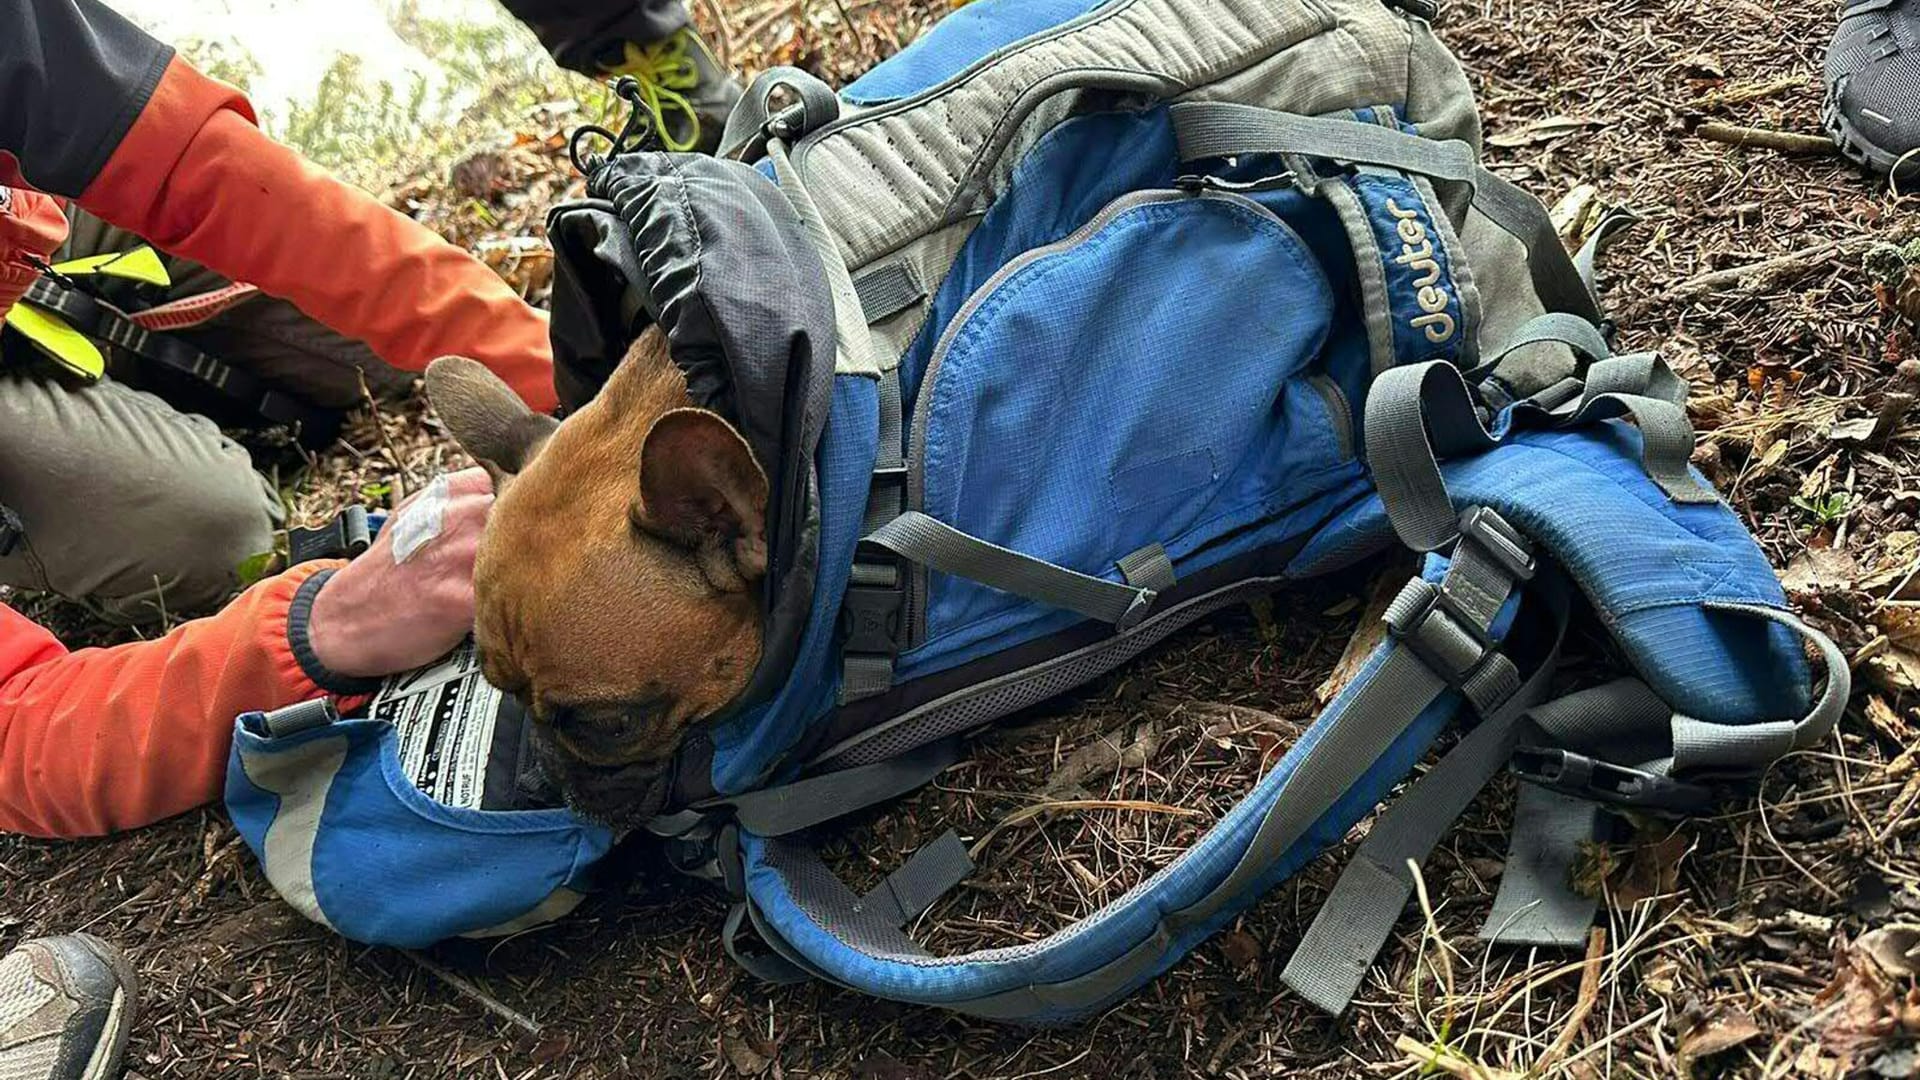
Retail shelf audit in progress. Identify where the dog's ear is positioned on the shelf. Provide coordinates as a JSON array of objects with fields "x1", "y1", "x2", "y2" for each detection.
[
  {"x1": 631, "y1": 407, "x2": 769, "y2": 581},
  {"x1": 425, "y1": 356, "x2": 559, "y2": 484}
]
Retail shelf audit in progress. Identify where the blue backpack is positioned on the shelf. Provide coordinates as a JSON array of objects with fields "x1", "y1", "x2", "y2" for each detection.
[{"x1": 227, "y1": 0, "x2": 1845, "y2": 1024}]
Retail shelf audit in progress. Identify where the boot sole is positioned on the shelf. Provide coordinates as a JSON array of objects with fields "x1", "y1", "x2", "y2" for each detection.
[
  {"x1": 78, "y1": 987, "x2": 129, "y2": 1080},
  {"x1": 72, "y1": 935, "x2": 136, "y2": 1080},
  {"x1": 1824, "y1": 78, "x2": 1920, "y2": 180}
]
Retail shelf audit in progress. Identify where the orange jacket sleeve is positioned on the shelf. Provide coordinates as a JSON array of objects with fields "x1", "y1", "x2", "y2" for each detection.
[
  {"x1": 75, "y1": 57, "x2": 558, "y2": 412},
  {"x1": 0, "y1": 561, "x2": 358, "y2": 838},
  {"x1": 0, "y1": 184, "x2": 67, "y2": 322}
]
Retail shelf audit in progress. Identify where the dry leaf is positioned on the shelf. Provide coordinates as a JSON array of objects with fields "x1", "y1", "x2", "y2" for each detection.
[
  {"x1": 1864, "y1": 648, "x2": 1920, "y2": 695},
  {"x1": 1864, "y1": 696, "x2": 1916, "y2": 743},
  {"x1": 1859, "y1": 925, "x2": 1920, "y2": 978},
  {"x1": 1486, "y1": 116, "x2": 1606, "y2": 147},
  {"x1": 1217, "y1": 929, "x2": 1262, "y2": 974},
  {"x1": 721, "y1": 1028, "x2": 776, "y2": 1076},
  {"x1": 1677, "y1": 1009, "x2": 1761, "y2": 1077},
  {"x1": 1045, "y1": 721, "x2": 1160, "y2": 797},
  {"x1": 1613, "y1": 829, "x2": 1691, "y2": 907},
  {"x1": 1861, "y1": 532, "x2": 1920, "y2": 597},
  {"x1": 1550, "y1": 183, "x2": 1601, "y2": 243},
  {"x1": 1316, "y1": 563, "x2": 1411, "y2": 703},
  {"x1": 1815, "y1": 937, "x2": 1920, "y2": 1066},
  {"x1": 1875, "y1": 605, "x2": 1920, "y2": 650},
  {"x1": 1781, "y1": 548, "x2": 1860, "y2": 600}
]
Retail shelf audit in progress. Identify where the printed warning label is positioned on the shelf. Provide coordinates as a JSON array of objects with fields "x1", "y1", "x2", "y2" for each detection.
[{"x1": 370, "y1": 641, "x2": 505, "y2": 810}]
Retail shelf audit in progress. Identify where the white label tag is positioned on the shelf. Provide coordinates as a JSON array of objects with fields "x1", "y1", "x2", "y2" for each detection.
[{"x1": 369, "y1": 640, "x2": 505, "y2": 810}]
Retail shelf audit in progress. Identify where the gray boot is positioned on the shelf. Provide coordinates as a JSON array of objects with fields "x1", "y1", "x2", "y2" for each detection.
[
  {"x1": 1825, "y1": 0, "x2": 1920, "y2": 180},
  {"x1": 0, "y1": 936, "x2": 138, "y2": 1080}
]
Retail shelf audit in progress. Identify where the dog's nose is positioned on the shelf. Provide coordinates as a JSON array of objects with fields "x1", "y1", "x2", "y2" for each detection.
[{"x1": 545, "y1": 698, "x2": 673, "y2": 766}]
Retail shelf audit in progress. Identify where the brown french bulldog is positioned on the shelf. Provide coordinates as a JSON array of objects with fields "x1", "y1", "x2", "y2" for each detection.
[{"x1": 423, "y1": 331, "x2": 767, "y2": 825}]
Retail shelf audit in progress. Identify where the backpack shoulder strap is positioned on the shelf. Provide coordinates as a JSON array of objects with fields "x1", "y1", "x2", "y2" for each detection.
[{"x1": 723, "y1": 522, "x2": 1555, "y2": 1021}]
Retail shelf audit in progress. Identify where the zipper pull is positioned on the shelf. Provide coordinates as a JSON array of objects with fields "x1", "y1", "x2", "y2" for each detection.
[{"x1": 1172, "y1": 171, "x2": 1295, "y2": 195}]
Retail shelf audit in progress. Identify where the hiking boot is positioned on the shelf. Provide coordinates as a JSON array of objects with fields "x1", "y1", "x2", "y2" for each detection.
[
  {"x1": 598, "y1": 26, "x2": 743, "y2": 155},
  {"x1": 1825, "y1": 0, "x2": 1920, "y2": 181},
  {"x1": 0, "y1": 935, "x2": 138, "y2": 1080}
]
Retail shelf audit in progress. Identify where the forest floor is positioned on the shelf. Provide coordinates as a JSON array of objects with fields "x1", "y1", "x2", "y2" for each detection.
[{"x1": 4, "y1": 0, "x2": 1920, "y2": 1075}]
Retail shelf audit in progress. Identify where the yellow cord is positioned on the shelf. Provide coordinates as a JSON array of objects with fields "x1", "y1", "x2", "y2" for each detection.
[{"x1": 602, "y1": 33, "x2": 704, "y2": 153}]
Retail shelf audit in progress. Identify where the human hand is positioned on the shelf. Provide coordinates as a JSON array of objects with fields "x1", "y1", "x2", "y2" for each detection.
[{"x1": 306, "y1": 468, "x2": 494, "y2": 679}]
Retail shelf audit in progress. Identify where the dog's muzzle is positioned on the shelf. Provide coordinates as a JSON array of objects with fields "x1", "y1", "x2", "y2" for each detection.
[{"x1": 528, "y1": 728, "x2": 674, "y2": 829}]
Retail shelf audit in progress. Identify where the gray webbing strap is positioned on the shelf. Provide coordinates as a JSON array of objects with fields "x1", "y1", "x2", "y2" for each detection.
[
  {"x1": 723, "y1": 902, "x2": 811, "y2": 984},
  {"x1": 1281, "y1": 570, "x2": 1569, "y2": 1013},
  {"x1": 1671, "y1": 602, "x2": 1849, "y2": 769},
  {"x1": 853, "y1": 262, "x2": 928, "y2": 324},
  {"x1": 1380, "y1": 511, "x2": 1532, "y2": 716},
  {"x1": 1475, "y1": 681, "x2": 1652, "y2": 947},
  {"x1": 1468, "y1": 311, "x2": 1612, "y2": 382},
  {"x1": 767, "y1": 137, "x2": 877, "y2": 377},
  {"x1": 1167, "y1": 102, "x2": 1601, "y2": 324},
  {"x1": 738, "y1": 537, "x2": 1538, "y2": 1018},
  {"x1": 1482, "y1": 603, "x2": 1847, "y2": 943},
  {"x1": 1572, "y1": 206, "x2": 1641, "y2": 294},
  {"x1": 1363, "y1": 361, "x2": 1499, "y2": 552},
  {"x1": 840, "y1": 367, "x2": 909, "y2": 704},
  {"x1": 705, "y1": 738, "x2": 961, "y2": 837},
  {"x1": 719, "y1": 66, "x2": 841, "y2": 162},
  {"x1": 862, "y1": 830, "x2": 974, "y2": 927},
  {"x1": 1478, "y1": 785, "x2": 1604, "y2": 946},
  {"x1": 1500, "y1": 347, "x2": 1713, "y2": 503},
  {"x1": 1116, "y1": 543, "x2": 1177, "y2": 593},
  {"x1": 1367, "y1": 351, "x2": 1716, "y2": 555},
  {"x1": 866, "y1": 512, "x2": 1159, "y2": 630}
]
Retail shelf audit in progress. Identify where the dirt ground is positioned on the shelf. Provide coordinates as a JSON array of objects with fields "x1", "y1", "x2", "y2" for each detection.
[{"x1": 5, "y1": 0, "x2": 1920, "y2": 1076}]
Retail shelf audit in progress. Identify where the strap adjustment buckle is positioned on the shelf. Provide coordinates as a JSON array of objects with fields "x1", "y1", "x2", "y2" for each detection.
[
  {"x1": 1509, "y1": 746, "x2": 1716, "y2": 815},
  {"x1": 1385, "y1": 576, "x2": 1496, "y2": 685},
  {"x1": 1457, "y1": 506, "x2": 1534, "y2": 581},
  {"x1": 288, "y1": 505, "x2": 372, "y2": 565},
  {"x1": 840, "y1": 579, "x2": 906, "y2": 656}
]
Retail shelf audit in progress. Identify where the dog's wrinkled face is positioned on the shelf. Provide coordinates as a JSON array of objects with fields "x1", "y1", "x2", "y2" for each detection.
[{"x1": 425, "y1": 332, "x2": 766, "y2": 826}]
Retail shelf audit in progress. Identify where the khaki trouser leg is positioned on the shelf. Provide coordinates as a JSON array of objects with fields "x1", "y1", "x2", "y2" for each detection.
[{"x1": 0, "y1": 369, "x2": 285, "y2": 625}]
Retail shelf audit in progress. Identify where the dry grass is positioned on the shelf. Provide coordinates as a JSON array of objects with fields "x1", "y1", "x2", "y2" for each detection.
[{"x1": 3, "y1": 0, "x2": 1920, "y2": 1076}]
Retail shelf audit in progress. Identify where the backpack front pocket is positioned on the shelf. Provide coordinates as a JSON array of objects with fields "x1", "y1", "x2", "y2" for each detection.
[{"x1": 901, "y1": 187, "x2": 1348, "y2": 670}]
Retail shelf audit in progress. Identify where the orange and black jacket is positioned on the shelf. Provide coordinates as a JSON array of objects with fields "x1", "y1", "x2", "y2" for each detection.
[{"x1": 0, "y1": 0, "x2": 551, "y2": 838}]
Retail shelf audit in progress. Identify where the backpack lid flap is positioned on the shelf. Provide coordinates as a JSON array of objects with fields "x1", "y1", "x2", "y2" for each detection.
[{"x1": 545, "y1": 152, "x2": 838, "y2": 712}]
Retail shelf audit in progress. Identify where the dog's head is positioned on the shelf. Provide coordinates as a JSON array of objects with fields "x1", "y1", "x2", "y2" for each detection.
[{"x1": 425, "y1": 332, "x2": 766, "y2": 826}]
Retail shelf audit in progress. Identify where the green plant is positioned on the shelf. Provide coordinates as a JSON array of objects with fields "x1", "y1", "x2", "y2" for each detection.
[{"x1": 1791, "y1": 491, "x2": 1851, "y2": 527}]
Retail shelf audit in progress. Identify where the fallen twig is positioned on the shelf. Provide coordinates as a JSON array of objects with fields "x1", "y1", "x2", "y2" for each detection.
[
  {"x1": 403, "y1": 950, "x2": 542, "y2": 1035},
  {"x1": 1536, "y1": 927, "x2": 1607, "y2": 1071},
  {"x1": 1669, "y1": 238, "x2": 1874, "y2": 300},
  {"x1": 1697, "y1": 75, "x2": 1810, "y2": 109},
  {"x1": 1696, "y1": 122, "x2": 1837, "y2": 155}
]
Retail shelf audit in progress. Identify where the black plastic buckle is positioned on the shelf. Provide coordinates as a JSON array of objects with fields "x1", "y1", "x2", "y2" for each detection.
[
  {"x1": 840, "y1": 580, "x2": 905, "y2": 656},
  {"x1": 288, "y1": 505, "x2": 371, "y2": 565},
  {"x1": 0, "y1": 504, "x2": 23, "y2": 558},
  {"x1": 1510, "y1": 746, "x2": 1717, "y2": 816}
]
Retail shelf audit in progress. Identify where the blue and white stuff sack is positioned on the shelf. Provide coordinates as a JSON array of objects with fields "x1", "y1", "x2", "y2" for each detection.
[{"x1": 226, "y1": 642, "x2": 615, "y2": 948}]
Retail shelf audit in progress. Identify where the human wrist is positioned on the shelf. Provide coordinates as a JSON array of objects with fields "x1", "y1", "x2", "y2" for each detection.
[{"x1": 288, "y1": 568, "x2": 384, "y2": 694}]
